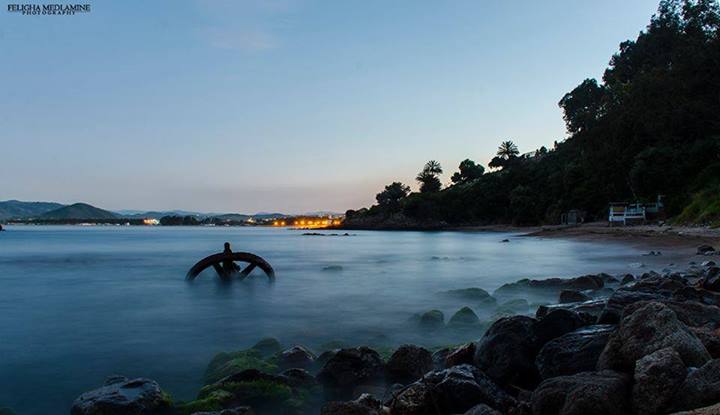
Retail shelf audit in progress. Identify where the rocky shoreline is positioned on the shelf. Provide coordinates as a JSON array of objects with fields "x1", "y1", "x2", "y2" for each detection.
[{"x1": 66, "y1": 245, "x2": 720, "y2": 415}]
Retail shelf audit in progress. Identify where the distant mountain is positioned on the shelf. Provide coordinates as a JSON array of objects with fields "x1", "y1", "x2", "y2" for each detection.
[
  {"x1": 211, "y1": 213, "x2": 251, "y2": 221},
  {"x1": 117, "y1": 210, "x2": 212, "y2": 219},
  {"x1": 40, "y1": 203, "x2": 118, "y2": 220},
  {"x1": 0, "y1": 200, "x2": 65, "y2": 220},
  {"x1": 251, "y1": 212, "x2": 289, "y2": 219}
]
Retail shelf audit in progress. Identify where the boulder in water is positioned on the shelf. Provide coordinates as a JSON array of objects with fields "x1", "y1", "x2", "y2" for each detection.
[
  {"x1": 536, "y1": 325, "x2": 615, "y2": 380},
  {"x1": 448, "y1": 306, "x2": 480, "y2": 326},
  {"x1": 385, "y1": 345, "x2": 433, "y2": 384},
  {"x1": 531, "y1": 370, "x2": 631, "y2": 415},
  {"x1": 71, "y1": 377, "x2": 172, "y2": 415},
  {"x1": 317, "y1": 347, "x2": 385, "y2": 400}
]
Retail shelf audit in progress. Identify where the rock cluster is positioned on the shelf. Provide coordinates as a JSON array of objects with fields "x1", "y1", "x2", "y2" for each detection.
[{"x1": 71, "y1": 250, "x2": 720, "y2": 415}]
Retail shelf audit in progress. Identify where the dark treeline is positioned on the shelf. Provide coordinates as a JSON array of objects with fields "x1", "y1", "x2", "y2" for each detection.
[{"x1": 346, "y1": 0, "x2": 720, "y2": 227}]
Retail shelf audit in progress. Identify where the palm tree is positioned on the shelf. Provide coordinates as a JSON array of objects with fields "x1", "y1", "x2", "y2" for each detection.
[
  {"x1": 423, "y1": 160, "x2": 443, "y2": 175},
  {"x1": 496, "y1": 141, "x2": 519, "y2": 159}
]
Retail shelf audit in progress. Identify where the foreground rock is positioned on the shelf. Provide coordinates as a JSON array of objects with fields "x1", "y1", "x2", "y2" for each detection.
[
  {"x1": 536, "y1": 325, "x2": 615, "y2": 379},
  {"x1": 598, "y1": 302, "x2": 710, "y2": 371},
  {"x1": 277, "y1": 346, "x2": 316, "y2": 371},
  {"x1": 473, "y1": 315, "x2": 540, "y2": 388},
  {"x1": 531, "y1": 370, "x2": 631, "y2": 415},
  {"x1": 317, "y1": 347, "x2": 385, "y2": 400},
  {"x1": 71, "y1": 377, "x2": 172, "y2": 415},
  {"x1": 632, "y1": 347, "x2": 687, "y2": 415},
  {"x1": 671, "y1": 359, "x2": 720, "y2": 412},
  {"x1": 385, "y1": 345, "x2": 432, "y2": 384},
  {"x1": 389, "y1": 364, "x2": 516, "y2": 415},
  {"x1": 191, "y1": 408, "x2": 254, "y2": 415},
  {"x1": 320, "y1": 393, "x2": 385, "y2": 415}
]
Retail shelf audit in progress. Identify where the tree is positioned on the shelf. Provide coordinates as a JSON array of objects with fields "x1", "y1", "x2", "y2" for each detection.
[
  {"x1": 496, "y1": 141, "x2": 519, "y2": 159},
  {"x1": 558, "y1": 79, "x2": 606, "y2": 134},
  {"x1": 451, "y1": 159, "x2": 485, "y2": 184},
  {"x1": 416, "y1": 160, "x2": 443, "y2": 193},
  {"x1": 376, "y1": 182, "x2": 411, "y2": 209}
]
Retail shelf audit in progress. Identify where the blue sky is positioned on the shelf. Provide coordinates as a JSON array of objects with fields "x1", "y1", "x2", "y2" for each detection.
[{"x1": 1, "y1": 0, "x2": 660, "y2": 213}]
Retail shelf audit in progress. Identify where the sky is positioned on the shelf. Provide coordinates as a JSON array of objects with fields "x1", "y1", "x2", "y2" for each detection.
[{"x1": 0, "y1": 0, "x2": 661, "y2": 214}]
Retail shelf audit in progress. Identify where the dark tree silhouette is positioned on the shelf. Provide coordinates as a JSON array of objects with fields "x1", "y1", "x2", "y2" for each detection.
[
  {"x1": 376, "y1": 182, "x2": 411, "y2": 209},
  {"x1": 416, "y1": 160, "x2": 443, "y2": 193},
  {"x1": 451, "y1": 159, "x2": 485, "y2": 183}
]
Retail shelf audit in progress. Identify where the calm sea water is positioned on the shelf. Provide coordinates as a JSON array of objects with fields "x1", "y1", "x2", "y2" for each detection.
[{"x1": 0, "y1": 225, "x2": 680, "y2": 414}]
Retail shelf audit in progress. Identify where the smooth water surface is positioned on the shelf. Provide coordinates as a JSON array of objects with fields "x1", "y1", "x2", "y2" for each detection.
[{"x1": 0, "y1": 226, "x2": 680, "y2": 414}]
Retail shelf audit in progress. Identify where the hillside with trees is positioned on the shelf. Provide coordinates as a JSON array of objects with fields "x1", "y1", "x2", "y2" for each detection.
[{"x1": 345, "y1": 0, "x2": 720, "y2": 228}]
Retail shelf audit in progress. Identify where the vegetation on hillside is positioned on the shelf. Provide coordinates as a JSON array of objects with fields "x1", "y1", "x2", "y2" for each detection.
[{"x1": 346, "y1": 0, "x2": 720, "y2": 227}]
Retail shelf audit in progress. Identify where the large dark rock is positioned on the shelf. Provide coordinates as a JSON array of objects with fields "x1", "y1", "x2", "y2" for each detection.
[
  {"x1": 536, "y1": 299, "x2": 607, "y2": 322},
  {"x1": 277, "y1": 346, "x2": 316, "y2": 371},
  {"x1": 463, "y1": 404, "x2": 503, "y2": 415},
  {"x1": 320, "y1": 393, "x2": 384, "y2": 415},
  {"x1": 701, "y1": 267, "x2": 720, "y2": 292},
  {"x1": 597, "y1": 290, "x2": 668, "y2": 324},
  {"x1": 673, "y1": 287, "x2": 720, "y2": 307},
  {"x1": 597, "y1": 302, "x2": 710, "y2": 372},
  {"x1": 385, "y1": 345, "x2": 433, "y2": 384},
  {"x1": 697, "y1": 245, "x2": 716, "y2": 255},
  {"x1": 445, "y1": 343, "x2": 476, "y2": 368},
  {"x1": 251, "y1": 337, "x2": 282, "y2": 358},
  {"x1": 533, "y1": 309, "x2": 586, "y2": 346},
  {"x1": 71, "y1": 377, "x2": 172, "y2": 415},
  {"x1": 536, "y1": 325, "x2": 615, "y2": 379},
  {"x1": 531, "y1": 370, "x2": 631, "y2": 415},
  {"x1": 438, "y1": 287, "x2": 492, "y2": 301},
  {"x1": 473, "y1": 315, "x2": 540, "y2": 388},
  {"x1": 624, "y1": 300, "x2": 720, "y2": 329},
  {"x1": 671, "y1": 359, "x2": 720, "y2": 412},
  {"x1": 389, "y1": 364, "x2": 516, "y2": 415},
  {"x1": 632, "y1": 347, "x2": 687, "y2": 415},
  {"x1": 559, "y1": 290, "x2": 591, "y2": 303},
  {"x1": 691, "y1": 327, "x2": 720, "y2": 358},
  {"x1": 317, "y1": 347, "x2": 385, "y2": 400},
  {"x1": 495, "y1": 275, "x2": 603, "y2": 299}
]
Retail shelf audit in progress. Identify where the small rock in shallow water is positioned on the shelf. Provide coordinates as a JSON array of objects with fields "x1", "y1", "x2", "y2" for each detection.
[
  {"x1": 448, "y1": 306, "x2": 480, "y2": 326},
  {"x1": 277, "y1": 345, "x2": 316, "y2": 371},
  {"x1": 71, "y1": 377, "x2": 172, "y2": 415},
  {"x1": 322, "y1": 265, "x2": 343, "y2": 272},
  {"x1": 418, "y1": 310, "x2": 445, "y2": 330},
  {"x1": 558, "y1": 289, "x2": 591, "y2": 304}
]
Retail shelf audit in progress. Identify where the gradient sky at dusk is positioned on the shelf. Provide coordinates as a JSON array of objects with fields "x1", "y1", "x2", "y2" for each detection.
[{"x1": 1, "y1": 0, "x2": 660, "y2": 213}]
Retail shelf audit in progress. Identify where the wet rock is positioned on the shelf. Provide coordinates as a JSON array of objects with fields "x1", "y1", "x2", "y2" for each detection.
[
  {"x1": 205, "y1": 349, "x2": 278, "y2": 384},
  {"x1": 280, "y1": 368, "x2": 318, "y2": 388},
  {"x1": 445, "y1": 343, "x2": 476, "y2": 368},
  {"x1": 673, "y1": 287, "x2": 720, "y2": 307},
  {"x1": 71, "y1": 378, "x2": 172, "y2": 415},
  {"x1": 701, "y1": 261, "x2": 716, "y2": 267},
  {"x1": 389, "y1": 364, "x2": 516, "y2": 415},
  {"x1": 536, "y1": 325, "x2": 615, "y2": 379},
  {"x1": 277, "y1": 346, "x2": 316, "y2": 371},
  {"x1": 473, "y1": 315, "x2": 540, "y2": 388},
  {"x1": 251, "y1": 337, "x2": 282, "y2": 358},
  {"x1": 322, "y1": 265, "x2": 344, "y2": 272},
  {"x1": 670, "y1": 359, "x2": 720, "y2": 412},
  {"x1": 691, "y1": 327, "x2": 720, "y2": 358},
  {"x1": 463, "y1": 404, "x2": 503, "y2": 415},
  {"x1": 633, "y1": 347, "x2": 687, "y2": 415},
  {"x1": 700, "y1": 267, "x2": 720, "y2": 292},
  {"x1": 668, "y1": 403, "x2": 720, "y2": 414},
  {"x1": 317, "y1": 347, "x2": 385, "y2": 400},
  {"x1": 448, "y1": 306, "x2": 480, "y2": 326},
  {"x1": 418, "y1": 310, "x2": 444, "y2": 330},
  {"x1": 531, "y1": 370, "x2": 631, "y2": 415},
  {"x1": 497, "y1": 298, "x2": 529, "y2": 313},
  {"x1": 559, "y1": 290, "x2": 591, "y2": 303},
  {"x1": 533, "y1": 309, "x2": 586, "y2": 346},
  {"x1": 439, "y1": 287, "x2": 491, "y2": 301},
  {"x1": 385, "y1": 345, "x2": 432, "y2": 384},
  {"x1": 321, "y1": 393, "x2": 384, "y2": 415},
  {"x1": 431, "y1": 348, "x2": 451, "y2": 370},
  {"x1": 597, "y1": 302, "x2": 710, "y2": 372},
  {"x1": 597, "y1": 290, "x2": 664, "y2": 324},
  {"x1": 621, "y1": 274, "x2": 635, "y2": 285},
  {"x1": 697, "y1": 245, "x2": 716, "y2": 255},
  {"x1": 495, "y1": 275, "x2": 603, "y2": 298},
  {"x1": 536, "y1": 299, "x2": 607, "y2": 321},
  {"x1": 623, "y1": 300, "x2": 720, "y2": 329}
]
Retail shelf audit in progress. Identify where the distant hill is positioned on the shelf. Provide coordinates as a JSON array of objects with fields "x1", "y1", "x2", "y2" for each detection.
[
  {"x1": 0, "y1": 200, "x2": 65, "y2": 220},
  {"x1": 40, "y1": 203, "x2": 118, "y2": 220}
]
